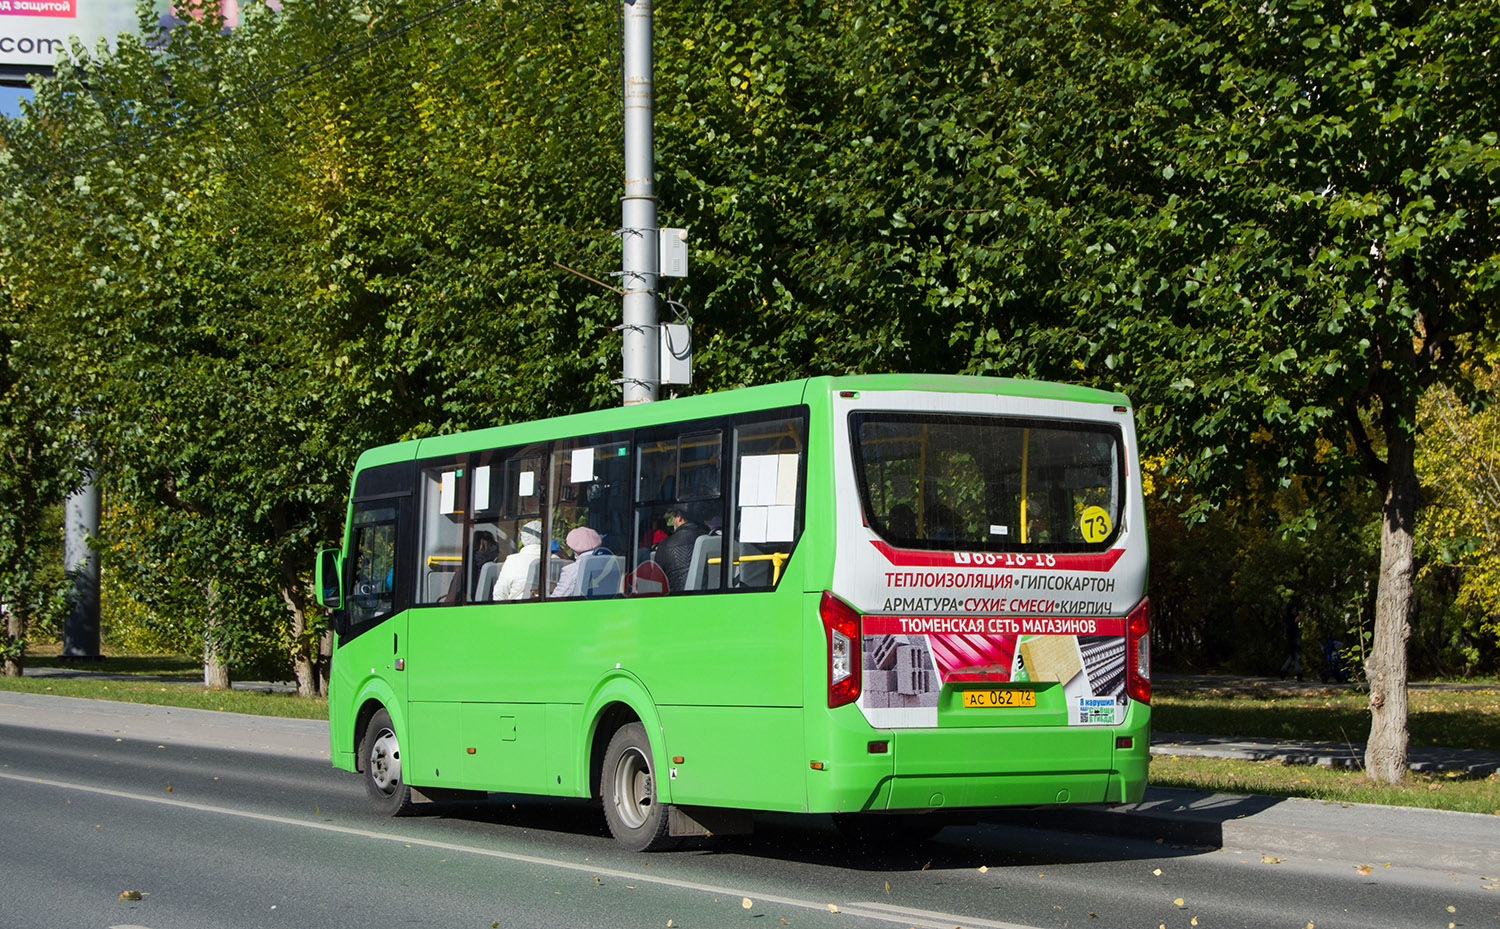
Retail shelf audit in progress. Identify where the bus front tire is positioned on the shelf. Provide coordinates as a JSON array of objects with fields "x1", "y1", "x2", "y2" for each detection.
[
  {"x1": 601, "y1": 722, "x2": 679, "y2": 852},
  {"x1": 362, "y1": 708, "x2": 415, "y2": 816}
]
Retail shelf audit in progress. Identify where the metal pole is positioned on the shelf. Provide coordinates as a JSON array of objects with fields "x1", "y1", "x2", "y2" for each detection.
[
  {"x1": 62, "y1": 474, "x2": 101, "y2": 658},
  {"x1": 620, "y1": 0, "x2": 658, "y2": 405}
]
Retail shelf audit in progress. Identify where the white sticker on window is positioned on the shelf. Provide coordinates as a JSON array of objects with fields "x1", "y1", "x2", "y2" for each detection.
[
  {"x1": 775, "y1": 454, "x2": 798, "y2": 506},
  {"x1": 440, "y1": 471, "x2": 457, "y2": 515},
  {"x1": 740, "y1": 455, "x2": 777, "y2": 507},
  {"x1": 572, "y1": 447, "x2": 596, "y2": 483},
  {"x1": 739, "y1": 506, "x2": 769, "y2": 543},
  {"x1": 518, "y1": 470, "x2": 535, "y2": 498},
  {"x1": 766, "y1": 504, "x2": 795, "y2": 542},
  {"x1": 474, "y1": 466, "x2": 491, "y2": 511}
]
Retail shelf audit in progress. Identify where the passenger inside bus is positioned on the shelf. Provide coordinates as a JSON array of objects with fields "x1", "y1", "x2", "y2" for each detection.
[
  {"x1": 493, "y1": 520, "x2": 543, "y2": 600},
  {"x1": 551, "y1": 526, "x2": 613, "y2": 598},
  {"x1": 656, "y1": 504, "x2": 706, "y2": 592}
]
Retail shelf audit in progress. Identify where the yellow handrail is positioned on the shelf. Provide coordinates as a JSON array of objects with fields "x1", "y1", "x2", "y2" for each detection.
[{"x1": 707, "y1": 552, "x2": 791, "y2": 585}]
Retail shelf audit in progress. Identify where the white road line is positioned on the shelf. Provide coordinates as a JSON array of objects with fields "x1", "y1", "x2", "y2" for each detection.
[{"x1": 2, "y1": 770, "x2": 1040, "y2": 929}]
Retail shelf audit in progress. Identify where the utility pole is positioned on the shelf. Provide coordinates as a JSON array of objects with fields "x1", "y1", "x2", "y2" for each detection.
[{"x1": 619, "y1": 0, "x2": 659, "y2": 406}]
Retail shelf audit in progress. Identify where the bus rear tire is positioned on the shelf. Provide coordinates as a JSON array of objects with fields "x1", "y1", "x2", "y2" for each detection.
[
  {"x1": 362, "y1": 708, "x2": 415, "y2": 816},
  {"x1": 601, "y1": 722, "x2": 679, "y2": 852}
]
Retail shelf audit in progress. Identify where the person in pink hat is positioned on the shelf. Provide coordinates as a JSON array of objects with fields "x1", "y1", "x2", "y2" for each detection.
[{"x1": 549, "y1": 526, "x2": 609, "y2": 598}]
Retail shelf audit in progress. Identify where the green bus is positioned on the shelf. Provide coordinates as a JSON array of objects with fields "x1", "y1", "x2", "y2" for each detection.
[{"x1": 315, "y1": 374, "x2": 1151, "y2": 851}]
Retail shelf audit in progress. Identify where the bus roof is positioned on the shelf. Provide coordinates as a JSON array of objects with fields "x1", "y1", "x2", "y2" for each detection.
[{"x1": 352, "y1": 374, "x2": 1131, "y2": 472}]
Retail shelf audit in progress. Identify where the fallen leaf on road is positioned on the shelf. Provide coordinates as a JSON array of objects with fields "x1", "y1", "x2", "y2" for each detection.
[
  {"x1": 119, "y1": 891, "x2": 143, "y2": 901},
  {"x1": 1262, "y1": 855, "x2": 1283, "y2": 864},
  {"x1": 743, "y1": 897, "x2": 753, "y2": 909},
  {"x1": 1174, "y1": 898, "x2": 1185, "y2": 907},
  {"x1": 1152, "y1": 868, "x2": 1162, "y2": 876},
  {"x1": 1356, "y1": 865, "x2": 1372, "y2": 876},
  {"x1": 828, "y1": 903, "x2": 840, "y2": 913},
  {"x1": 978, "y1": 866, "x2": 988, "y2": 873}
]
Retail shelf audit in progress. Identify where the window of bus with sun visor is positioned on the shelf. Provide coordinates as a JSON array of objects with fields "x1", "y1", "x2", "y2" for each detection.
[{"x1": 849, "y1": 413, "x2": 1125, "y2": 553}]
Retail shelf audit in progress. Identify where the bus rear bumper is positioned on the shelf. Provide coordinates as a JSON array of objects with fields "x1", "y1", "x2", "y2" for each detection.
[{"x1": 807, "y1": 721, "x2": 1150, "y2": 812}]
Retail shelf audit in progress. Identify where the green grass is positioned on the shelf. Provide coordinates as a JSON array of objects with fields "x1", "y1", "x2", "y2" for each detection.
[
  {"x1": 0, "y1": 674, "x2": 329, "y2": 719},
  {"x1": 1152, "y1": 684, "x2": 1500, "y2": 752}
]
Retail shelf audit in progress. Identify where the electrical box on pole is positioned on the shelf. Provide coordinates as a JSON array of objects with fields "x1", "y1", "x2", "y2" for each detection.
[
  {"x1": 659, "y1": 228, "x2": 688, "y2": 278},
  {"x1": 660, "y1": 323, "x2": 691, "y2": 386}
]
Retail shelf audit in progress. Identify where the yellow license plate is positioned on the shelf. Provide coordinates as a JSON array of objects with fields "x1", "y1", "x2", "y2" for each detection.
[{"x1": 962, "y1": 689, "x2": 1037, "y2": 709}]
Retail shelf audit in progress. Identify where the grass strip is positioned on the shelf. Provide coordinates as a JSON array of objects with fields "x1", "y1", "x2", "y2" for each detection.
[
  {"x1": 1153, "y1": 686, "x2": 1500, "y2": 753},
  {"x1": 0, "y1": 675, "x2": 328, "y2": 720}
]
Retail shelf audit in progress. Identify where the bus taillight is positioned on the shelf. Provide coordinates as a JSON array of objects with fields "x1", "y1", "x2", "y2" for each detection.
[
  {"x1": 1126, "y1": 597, "x2": 1151, "y2": 705},
  {"x1": 820, "y1": 591, "x2": 862, "y2": 708}
]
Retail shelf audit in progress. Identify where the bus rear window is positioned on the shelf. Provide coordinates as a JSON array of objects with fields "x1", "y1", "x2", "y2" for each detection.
[{"x1": 850, "y1": 412, "x2": 1124, "y2": 552}]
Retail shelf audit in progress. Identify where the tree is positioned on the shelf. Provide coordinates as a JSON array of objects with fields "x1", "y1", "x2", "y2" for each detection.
[{"x1": 976, "y1": 0, "x2": 1499, "y2": 781}]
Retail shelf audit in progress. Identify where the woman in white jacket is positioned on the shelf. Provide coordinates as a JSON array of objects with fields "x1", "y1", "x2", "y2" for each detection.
[{"x1": 492, "y1": 520, "x2": 543, "y2": 600}]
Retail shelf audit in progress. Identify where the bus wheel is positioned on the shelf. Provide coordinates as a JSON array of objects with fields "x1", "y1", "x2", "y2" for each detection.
[
  {"x1": 362, "y1": 708, "x2": 414, "y2": 816},
  {"x1": 832, "y1": 812, "x2": 945, "y2": 845},
  {"x1": 601, "y1": 723, "x2": 679, "y2": 852}
]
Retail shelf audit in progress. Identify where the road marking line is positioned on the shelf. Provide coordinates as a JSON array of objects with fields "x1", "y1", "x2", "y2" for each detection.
[{"x1": 0, "y1": 771, "x2": 1039, "y2": 929}]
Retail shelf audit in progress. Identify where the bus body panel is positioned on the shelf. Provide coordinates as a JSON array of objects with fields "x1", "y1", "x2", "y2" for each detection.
[{"x1": 656, "y1": 705, "x2": 808, "y2": 811}]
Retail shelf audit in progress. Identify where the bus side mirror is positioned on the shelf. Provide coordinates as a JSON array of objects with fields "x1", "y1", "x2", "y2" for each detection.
[{"x1": 315, "y1": 547, "x2": 344, "y2": 611}]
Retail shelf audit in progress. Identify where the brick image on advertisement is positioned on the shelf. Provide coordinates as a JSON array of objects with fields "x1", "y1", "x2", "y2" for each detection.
[
  {"x1": 867, "y1": 634, "x2": 899, "y2": 670},
  {"x1": 864, "y1": 668, "x2": 895, "y2": 692}
]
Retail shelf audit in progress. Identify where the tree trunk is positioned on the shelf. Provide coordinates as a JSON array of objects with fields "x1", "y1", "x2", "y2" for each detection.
[
  {"x1": 318, "y1": 629, "x2": 333, "y2": 697},
  {"x1": 279, "y1": 570, "x2": 317, "y2": 699},
  {"x1": 1365, "y1": 428, "x2": 1418, "y2": 784},
  {"x1": 203, "y1": 581, "x2": 231, "y2": 691},
  {"x1": 2, "y1": 599, "x2": 22, "y2": 678}
]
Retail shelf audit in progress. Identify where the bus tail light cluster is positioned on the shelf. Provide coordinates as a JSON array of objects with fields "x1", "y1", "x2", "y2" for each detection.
[
  {"x1": 1125, "y1": 597, "x2": 1151, "y2": 705},
  {"x1": 820, "y1": 592, "x2": 862, "y2": 708}
]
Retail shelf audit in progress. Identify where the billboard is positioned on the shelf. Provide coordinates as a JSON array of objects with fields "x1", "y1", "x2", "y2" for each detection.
[{"x1": 0, "y1": 0, "x2": 166, "y2": 76}]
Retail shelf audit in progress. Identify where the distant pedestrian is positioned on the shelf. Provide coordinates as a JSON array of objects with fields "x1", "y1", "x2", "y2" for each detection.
[{"x1": 1279, "y1": 605, "x2": 1301, "y2": 681}]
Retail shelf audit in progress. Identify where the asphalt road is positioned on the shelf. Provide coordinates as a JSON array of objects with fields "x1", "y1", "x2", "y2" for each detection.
[{"x1": 0, "y1": 698, "x2": 1496, "y2": 929}]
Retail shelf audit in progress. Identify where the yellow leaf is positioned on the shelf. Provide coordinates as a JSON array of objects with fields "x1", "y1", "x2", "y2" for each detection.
[
  {"x1": 743, "y1": 897, "x2": 753, "y2": 909},
  {"x1": 1191, "y1": 918, "x2": 1199, "y2": 926},
  {"x1": 1174, "y1": 898, "x2": 1185, "y2": 907},
  {"x1": 1152, "y1": 868, "x2": 1162, "y2": 876},
  {"x1": 118, "y1": 890, "x2": 143, "y2": 901},
  {"x1": 666, "y1": 921, "x2": 674, "y2": 928},
  {"x1": 978, "y1": 866, "x2": 989, "y2": 873},
  {"x1": 884, "y1": 881, "x2": 890, "y2": 894},
  {"x1": 1356, "y1": 865, "x2": 1372, "y2": 875},
  {"x1": 1262, "y1": 855, "x2": 1283, "y2": 864},
  {"x1": 1447, "y1": 905, "x2": 1456, "y2": 913},
  {"x1": 828, "y1": 904, "x2": 840, "y2": 913},
  {"x1": 492, "y1": 923, "x2": 499, "y2": 928}
]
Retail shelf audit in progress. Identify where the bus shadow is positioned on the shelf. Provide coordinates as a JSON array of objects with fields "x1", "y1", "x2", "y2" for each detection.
[
  {"x1": 704, "y1": 811, "x2": 1235, "y2": 872},
  {"x1": 407, "y1": 792, "x2": 1284, "y2": 871}
]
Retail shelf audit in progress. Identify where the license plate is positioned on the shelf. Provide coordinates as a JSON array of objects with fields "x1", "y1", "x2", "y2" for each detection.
[{"x1": 962, "y1": 689, "x2": 1037, "y2": 709}]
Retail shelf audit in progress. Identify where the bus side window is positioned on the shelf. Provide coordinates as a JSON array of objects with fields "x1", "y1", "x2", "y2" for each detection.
[
  {"x1": 730, "y1": 414, "x2": 806, "y2": 590},
  {"x1": 415, "y1": 460, "x2": 468, "y2": 606},
  {"x1": 549, "y1": 434, "x2": 631, "y2": 599},
  {"x1": 634, "y1": 428, "x2": 724, "y2": 595},
  {"x1": 476, "y1": 448, "x2": 546, "y2": 602}
]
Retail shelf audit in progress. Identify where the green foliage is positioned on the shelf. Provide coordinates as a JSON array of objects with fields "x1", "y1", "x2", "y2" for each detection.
[{"x1": 0, "y1": 0, "x2": 1496, "y2": 687}]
